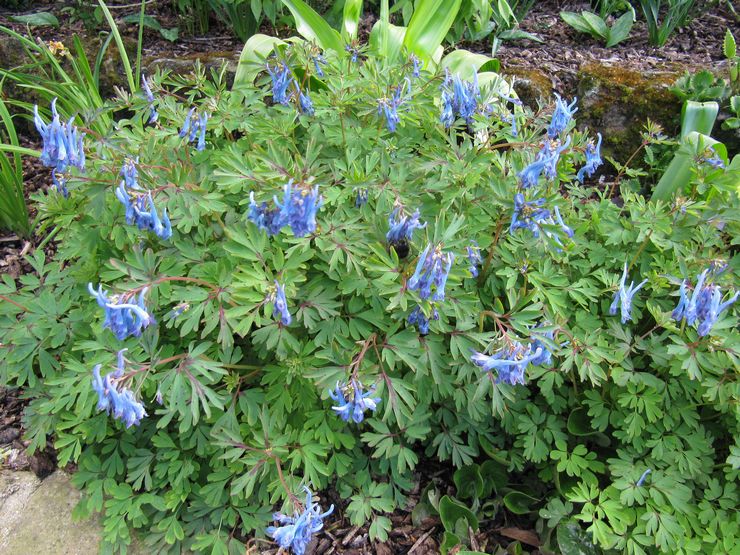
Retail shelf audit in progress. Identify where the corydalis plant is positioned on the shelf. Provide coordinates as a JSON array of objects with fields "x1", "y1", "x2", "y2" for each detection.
[
  {"x1": 672, "y1": 267, "x2": 738, "y2": 337},
  {"x1": 115, "y1": 184, "x2": 172, "y2": 240},
  {"x1": 88, "y1": 283, "x2": 155, "y2": 340},
  {"x1": 439, "y1": 70, "x2": 485, "y2": 128},
  {"x1": 269, "y1": 280, "x2": 291, "y2": 326},
  {"x1": 179, "y1": 107, "x2": 208, "y2": 151},
  {"x1": 408, "y1": 243, "x2": 454, "y2": 302},
  {"x1": 266, "y1": 487, "x2": 334, "y2": 555},
  {"x1": 609, "y1": 263, "x2": 648, "y2": 324},
  {"x1": 547, "y1": 93, "x2": 578, "y2": 138},
  {"x1": 329, "y1": 379, "x2": 381, "y2": 423},
  {"x1": 91, "y1": 349, "x2": 147, "y2": 428},
  {"x1": 377, "y1": 78, "x2": 411, "y2": 132},
  {"x1": 248, "y1": 180, "x2": 323, "y2": 238},
  {"x1": 141, "y1": 73, "x2": 158, "y2": 124},
  {"x1": 33, "y1": 98, "x2": 86, "y2": 197}
]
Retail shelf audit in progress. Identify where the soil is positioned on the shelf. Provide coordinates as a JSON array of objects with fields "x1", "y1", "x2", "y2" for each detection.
[{"x1": 0, "y1": 1, "x2": 737, "y2": 553}]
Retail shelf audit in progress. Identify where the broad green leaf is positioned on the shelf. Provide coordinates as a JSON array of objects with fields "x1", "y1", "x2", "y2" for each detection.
[
  {"x1": 560, "y1": 12, "x2": 594, "y2": 35},
  {"x1": 368, "y1": 20, "x2": 406, "y2": 62},
  {"x1": 453, "y1": 464, "x2": 484, "y2": 499},
  {"x1": 581, "y1": 11, "x2": 608, "y2": 39},
  {"x1": 10, "y1": 12, "x2": 59, "y2": 27},
  {"x1": 724, "y1": 29, "x2": 736, "y2": 59},
  {"x1": 606, "y1": 9, "x2": 635, "y2": 48},
  {"x1": 343, "y1": 0, "x2": 363, "y2": 40},
  {"x1": 440, "y1": 50, "x2": 500, "y2": 79},
  {"x1": 281, "y1": 0, "x2": 344, "y2": 53},
  {"x1": 403, "y1": 0, "x2": 462, "y2": 62},
  {"x1": 439, "y1": 495, "x2": 479, "y2": 532},
  {"x1": 556, "y1": 521, "x2": 602, "y2": 555},
  {"x1": 680, "y1": 100, "x2": 718, "y2": 139},
  {"x1": 233, "y1": 34, "x2": 286, "y2": 87},
  {"x1": 503, "y1": 490, "x2": 539, "y2": 514}
]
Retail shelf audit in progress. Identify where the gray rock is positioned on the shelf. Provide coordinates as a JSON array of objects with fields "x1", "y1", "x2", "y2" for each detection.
[{"x1": 0, "y1": 470, "x2": 147, "y2": 555}]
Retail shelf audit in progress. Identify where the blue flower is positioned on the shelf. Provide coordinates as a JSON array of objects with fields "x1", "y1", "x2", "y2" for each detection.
[
  {"x1": 509, "y1": 193, "x2": 549, "y2": 235},
  {"x1": 439, "y1": 70, "x2": 482, "y2": 127},
  {"x1": 179, "y1": 108, "x2": 208, "y2": 150},
  {"x1": 345, "y1": 44, "x2": 359, "y2": 63},
  {"x1": 312, "y1": 54, "x2": 327, "y2": 77},
  {"x1": 298, "y1": 88, "x2": 315, "y2": 116},
  {"x1": 466, "y1": 241, "x2": 482, "y2": 277},
  {"x1": 271, "y1": 280, "x2": 291, "y2": 326},
  {"x1": 518, "y1": 158, "x2": 548, "y2": 189},
  {"x1": 470, "y1": 341, "x2": 543, "y2": 386},
  {"x1": 266, "y1": 487, "x2": 334, "y2": 555},
  {"x1": 115, "y1": 184, "x2": 172, "y2": 240},
  {"x1": 411, "y1": 54, "x2": 423, "y2": 78},
  {"x1": 34, "y1": 99, "x2": 86, "y2": 194},
  {"x1": 530, "y1": 326, "x2": 555, "y2": 366},
  {"x1": 141, "y1": 73, "x2": 158, "y2": 123},
  {"x1": 407, "y1": 243, "x2": 454, "y2": 301},
  {"x1": 120, "y1": 158, "x2": 140, "y2": 190},
  {"x1": 636, "y1": 469, "x2": 651, "y2": 487},
  {"x1": 577, "y1": 133, "x2": 603, "y2": 182},
  {"x1": 377, "y1": 78, "x2": 410, "y2": 132},
  {"x1": 609, "y1": 263, "x2": 648, "y2": 324},
  {"x1": 88, "y1": 283, "x2": 155, "y2": 340},
  {"x1": 386, "y1": 206, "x2": 426, "y2": 244},
  {"x1": 547, "y1": 93, "x2": 578, "y2": 138},
  {"x1": 248, "y1": 180, "x2": 323, "y2": 238},
  {"x1": 92, "y1": 350, "x2": 147, "y2": 428},
  {"x1": 267, "y1": 61, "x2": 294, "y2": 105},
  {"x1": 537, "y1": 136, "x2": 571, "y2": 181},
  {"x1": 407, "y1": 305, "x2": 439, "y2": 335},
  {"x1": 329, "y1": 380, "x2": 381, "y2": 423},
  {"x1": 673, "y1": 269, "x2": 738, "y2": 336},
  {"x1": 700, "y1": 147, "x2": 725, "y2": 169},
  {"x1": 52, "y1": 171, "x2": 69, "y2": 198},
  {"x1": 355, "y1": 189, "x2": 368, "y2": 208}
]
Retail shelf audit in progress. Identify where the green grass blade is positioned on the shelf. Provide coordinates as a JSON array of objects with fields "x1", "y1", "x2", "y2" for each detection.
[
  {"x1": 97, "y1": 0, "x2": 135, "y2": 92},
  {"x1": 343, "y1": 0, "x2": 363, "y2": 41}
]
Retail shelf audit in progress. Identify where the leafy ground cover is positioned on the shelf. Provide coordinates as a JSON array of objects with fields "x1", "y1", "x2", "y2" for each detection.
[{"x1": 0, "y1": 2, "x2": 738, "y2": 555}]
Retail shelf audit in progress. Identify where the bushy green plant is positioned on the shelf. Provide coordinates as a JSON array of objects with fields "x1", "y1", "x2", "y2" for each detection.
[
  {"x1": 637, "y1": 0, "x2": 696, "y2": 47},
  {"x1": 1, "y1": 34, "x2": 739, "y2": 555},
  {"x1": 560, "y1": 5, "x2": 635, "y2": 48}
]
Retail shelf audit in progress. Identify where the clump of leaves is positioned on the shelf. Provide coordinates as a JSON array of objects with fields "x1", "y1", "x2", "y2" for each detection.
[{"x1": 1, "y1": 38, "x2": 739, "y2": 555}]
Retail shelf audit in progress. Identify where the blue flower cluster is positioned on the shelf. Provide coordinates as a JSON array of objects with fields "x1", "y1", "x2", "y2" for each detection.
[
  {"x1": 91, "y1": 349, "x2": 147, "y2": 428},
  {"x1": 509, "y1": 194, "x2": 573, "y2": 245},
  {"x1": 466, "y1": 241, "x2": 482, "y2": 277},
  {"x1": 672, "y1": 268, "x2": 738, "y2": 336},
  {"x1": 266, "y1": 61, "x2": 314, "y2": 116},
  {"x1": 547, "y1": 93, "x2": 578, "y2": 138},
  {"x1": 345, "y1": 44, "x2": 359, "y2": 63},
  {"x1": 312, "y1": 54, "x2": 326, "y2": 77},
  {"x1": 609, "y1": 263, "x2": 648, "y2": 324},
  {"x1": 88, "y1": 283, "x2": 155, "y2": 340},
  {"x1": 699, "y1": 147, "x2": 725, "y2": 169},
  {"x1": 471, "y1": 335, "x2": 552, "y2": 386},
  {"x1": 248, "y1": 180, "x2": 323, "y2": 237},
  {"x1": 141, "y1": 73, "x2": 158, "y2": 124},
  {"x1": 33, "y1": 99, "x2": 86, "y2": 197},
  {"x1": 377, "y1": 78, "x2": 411, "y2": 132},
  {"x1": 329, "y1": 379, "x2": 381, "y2": 423},
  {"x1": 407, "y1": 305, "x2": 439, "y2": 335},
  {"x1": 440, "y1": 70, "x2": 483, "y2": 128},
  {"x1": 115, "y1": 184, "x2": 172, "y2": 240},
  {"x1": 411, "y1": 54, "x2": 423, "y2": 78},
  {"x1": 179, "y1": 107, "x2": 208, "y2": 151},
  {"x1": 120, "y1": 158, "x2": 139, "y2": 189},
  {"x1": 386, "y1": 206, "x2": 426, "y2": 244},
  {"x1": 518, "y1": 137, "x2": 571, "y2": 188},
  {"x1": 408, "y1": 243, "x2": 454, "y2": 302},
  {"x1": 355, "y1": 189, "x2": 368, "y2": 208},
  {"x1": 577, "y1": 133, "x2": 603, "y2": 182},
  {"x1": 266, "y1": 487, "x2": 334, "y2": 555},
  {"x1": 270, "y1": 280, "x2": 292, "y2": 326}
]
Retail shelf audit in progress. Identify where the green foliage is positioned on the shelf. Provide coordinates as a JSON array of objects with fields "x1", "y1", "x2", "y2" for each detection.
[
  {"x1": 560, "y1": 6, "x2": 635, "y2": 48},
  {"x1": 670, "y1": 70, "x2": 730, "y2": 103},
  {"x1": 1, "y1": 34, "x2": 739, "y2": 555},
  {"x1": 636, "y1": 0, "x2": 696, "y2": 47},
  {"x1": 0, "y1": 99, "x2": 32, "y2": 237}
]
